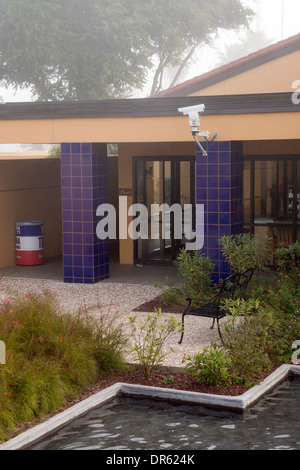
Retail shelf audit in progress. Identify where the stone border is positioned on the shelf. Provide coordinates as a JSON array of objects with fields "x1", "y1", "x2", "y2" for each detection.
[{"x1": 0, "y1": 364, "x2": 299, "y2": 450}]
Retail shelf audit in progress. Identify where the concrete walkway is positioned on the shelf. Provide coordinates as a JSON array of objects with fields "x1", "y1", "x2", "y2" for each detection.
[{"x1": 0, "y1": 257, "x2": 181, "y2": 286}]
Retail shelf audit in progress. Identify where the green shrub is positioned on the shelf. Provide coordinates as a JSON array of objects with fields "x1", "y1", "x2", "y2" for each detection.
[
  {"x1": 184, "y1": 346, "x2": 232, "y2": 385},
  {"x1": 219, "y1": 233, "x2": 272, "y2": 273},
  {"x1": 174, "y1": 249, "x2": 214, "y2": 296},
  {"x1": 129, "y1": 308, "x2": 182, "y2": 380},
  {"x1": 275, "y1": 241, "x2": 300, "y2": 282},
  {"x1": 155, "y1": 249, "x2": 214, "y2": 308},
  {"x1": 0, "y1": 291, "x2": 127, "y2": 442}
]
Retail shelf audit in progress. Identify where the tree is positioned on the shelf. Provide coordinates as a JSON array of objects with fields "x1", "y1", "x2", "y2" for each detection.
[{"x1": 0, "y1": 0, "x2": 253, "y2": 101}]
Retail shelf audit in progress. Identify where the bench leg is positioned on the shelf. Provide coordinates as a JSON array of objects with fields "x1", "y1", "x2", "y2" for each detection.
[
  {"x1": 178, "y1": 312, "x2": 187, "y2": 344},
  {"x1": 211, "y1": 318, "x2": 216, "y2": 329},
  {"x1": 217, "y1": 318, "x2": 225, "y2": 346}
]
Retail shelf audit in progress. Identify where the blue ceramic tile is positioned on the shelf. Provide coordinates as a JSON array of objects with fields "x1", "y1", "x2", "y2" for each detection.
[
  {"x1": 61, "y1": 143, "x2": 71, "y2": 153},
  {"x1": 208, "y1": 188, "x2": 218, "y2": 200},
  {"x1": 62, "y1": 210, "x2": 72, "y2": 222},
  {"x1": 197, "y1": 176, "x2": 207, "y2": 188},
  {"x1": 196, "y1": 189, "x2": 207, "y2": 201},
  {"x1": 219, "y1": 189, "x2": 230, "y2": 200},
  {"x1": 207, "y1": 176, "x2": 218, "y2": 189},
  {"x1": 62, "y1": 188, "x2": 71, "y2": 199},
  {"x1": 219, "y1": 212, "x2": 231, "y2": 225},
  {"x1": 72, "y1": 188, "x2": 82, "y2": 199},
  {"x1": 73, "y1": 256, "x2": 83, "y2": 268},
  {"x1": 62, "y1": 221, "x2": 72, "y2": 233},
  {"x1": 72, "y1": 165, "x2": 81, "y2": 177},
  {"x1": 208, "y1": 213, "x2": 218, "y2": 225},
  {"x1": 73, "y1": 210, "x2": 82, "y2": 222},
  {"x1": 73, "y1": 222, "x2": 83, "y2": 232},
  {"x1": 63, "y1": 255, "x2": 73, "y2": 266},
  {"x1": 207, "y1": 201, "x2": 218, "y2": 212},
  {"x1": 63, "y1": 244, "x2": 72, "y2": 255},
  {"x1": 62, "y1": 177, "x2": 71, "y2": 188},
  {"x1": 73, "y1": 245, "x2": 83, "y2": 256},
  {"x1": 82, "y1": 143, "x2": 92, "y2": 153},
  {"x1": 73, "y1": 199, "x2": 82, "y2": 211},
  {"x1": 208, "y1": 164, "x2": 218, "y2": 176},
  {"x1": 63, "y1": 233, "x2": 72, "y2": 244},
  {"x1": 219, "y1": 200, "x2": 230, "y2": 212},
  {"x1": 73, "y1": 233, "x2": 83, "y2": 244},
  {"x1": 71, "y1": 143, "x2": 81, "y2": 154},
  {"x1": 64, "y1": 266, "x2": 73, "y2": 277},
  {"x1": 219, "y1": 141, "x2": 231, "y2": 152}
]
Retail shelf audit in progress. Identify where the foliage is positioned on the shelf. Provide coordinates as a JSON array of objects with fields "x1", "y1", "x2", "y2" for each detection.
[
  {"x1": 0, "y1": 0, "x2": 253, "y2": 100},
  {"x1": 175, "y1": 249, "x2": 214, "y2": 295},
  {"x1": 0, "y1": 291, "x2": 127, "y2": 442},
  {"x1": 162, "y1": 375, "x2": 175, "y2": 385},
  {"x1": 274, "y1": 241, "x2": 300, "y2": 278},
  {"x1": 47, "y1": 146, "x2": 61, "y2": 158},
  {"x1": 155, "y1": 250, "x2": 214, "y2": 307},
  {"x1": 184, "y1": 346, "x2": 232, "y2": 385},
  {"x1": 219, "y1": 233, "x2": 272, "y2": 273},
  {"x1": 129, "y1": 309, "x2": 182, "y2": 380}
]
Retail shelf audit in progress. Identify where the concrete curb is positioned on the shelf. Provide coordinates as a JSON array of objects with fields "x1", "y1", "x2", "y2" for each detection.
[{"x1": 1, "y1": 364, "x2": 299, "y2": 450}]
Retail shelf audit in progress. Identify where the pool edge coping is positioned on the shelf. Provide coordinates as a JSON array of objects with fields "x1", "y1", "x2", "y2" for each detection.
[{"x1": 0, "y1": 364, "x2": 299, "y2": 450}]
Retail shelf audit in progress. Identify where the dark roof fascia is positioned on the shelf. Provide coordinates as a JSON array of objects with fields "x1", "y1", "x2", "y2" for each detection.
[
  {"x1": 0, "y1": 92, "x2": 299, "y2": 121},
  {"x1": 153, "y1": 36, "x2": 300, "y2": 97}
]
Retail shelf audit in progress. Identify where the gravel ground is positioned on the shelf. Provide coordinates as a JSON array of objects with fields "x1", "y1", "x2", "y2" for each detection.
[{"x1": 0, "y1": 277, "x2": 220, "y2": 368}]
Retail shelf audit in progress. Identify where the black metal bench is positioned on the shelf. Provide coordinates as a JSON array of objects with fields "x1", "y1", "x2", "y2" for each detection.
[{"x1": 178, "y1": 268, "x2": 254, "y2": 345}]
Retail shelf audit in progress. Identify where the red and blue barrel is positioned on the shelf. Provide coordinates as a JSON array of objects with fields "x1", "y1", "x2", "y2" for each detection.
[{"x1": 15, "y1": 221, "x2": 44, "y2": 266}]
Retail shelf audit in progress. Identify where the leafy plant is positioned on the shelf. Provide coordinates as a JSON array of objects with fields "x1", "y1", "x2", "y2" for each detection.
[
  {"x1": 184, "y1": 346, "x2": 232, "y2": 385},
  {"x1": 129, "y1": 309, "x2": 182, "y2": 380},
  {"x1": 275, "y1": 241, "x2": 300, "y2": 277},
  {"x1": 174, "y1": 249, "x2": 214, "y2": 296},
  {"x1": 219, "y1": 233, "x2": 272, "y2": 273},
  {"x1": 0, "y1": 291, "x2": 127, "y2": 442},
  {"x1": 162, "y1": 375, "x2": 175, "y2": 385}
]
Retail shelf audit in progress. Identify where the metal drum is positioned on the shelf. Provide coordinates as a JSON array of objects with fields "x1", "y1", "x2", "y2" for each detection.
[{"x1": 16, "y1": 221, "x2": 44, "y2": 265}]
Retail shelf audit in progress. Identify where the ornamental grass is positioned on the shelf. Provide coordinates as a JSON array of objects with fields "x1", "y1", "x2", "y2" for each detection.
[{"x1": 0, "y1": 290, "x2": 127, "y2": 442}]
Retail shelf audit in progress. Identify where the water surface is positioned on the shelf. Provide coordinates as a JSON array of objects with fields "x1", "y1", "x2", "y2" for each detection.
[{"x1": 30, "y1": 376, "x2": 300, "y2": 450}]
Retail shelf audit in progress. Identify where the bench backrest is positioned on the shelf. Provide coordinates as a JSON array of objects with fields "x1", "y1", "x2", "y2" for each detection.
[{"x1": 215, "y1": 268, "x2": 254, "y2": 306}]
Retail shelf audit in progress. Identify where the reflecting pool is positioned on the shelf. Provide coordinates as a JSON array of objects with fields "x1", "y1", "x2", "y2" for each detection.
[{"x1": 30, "y1": 377, "x2": 300, "y2": 450}]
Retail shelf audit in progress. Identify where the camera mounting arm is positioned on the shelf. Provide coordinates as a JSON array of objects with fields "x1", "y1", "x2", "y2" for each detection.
[{"x1": 178, "y1": 104, "x2": 218, "y2": 157}]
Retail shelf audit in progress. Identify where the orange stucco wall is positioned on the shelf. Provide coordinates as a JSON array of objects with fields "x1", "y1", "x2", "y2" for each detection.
[
  {"x1": 0, "y1": 111, "x2": 300, "y2": 146},
  {"x1": 189, "y1": 49, "x2": 300, "y2": 96}
]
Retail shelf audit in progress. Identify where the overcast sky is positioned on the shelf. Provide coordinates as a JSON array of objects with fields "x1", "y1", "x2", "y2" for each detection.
[{"x1": 1, "y1": 0, "x2": 300, "y2": 103}]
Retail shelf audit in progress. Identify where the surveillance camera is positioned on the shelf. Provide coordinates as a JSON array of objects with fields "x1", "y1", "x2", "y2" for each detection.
[{"x1": 178, "y1": 104, "x2": 205, "y2": 128}]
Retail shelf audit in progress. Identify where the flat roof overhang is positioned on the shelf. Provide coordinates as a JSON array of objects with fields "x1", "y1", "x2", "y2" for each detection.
[{"x1": 0, "y1": 92, "x2": 299, "y2": 144}]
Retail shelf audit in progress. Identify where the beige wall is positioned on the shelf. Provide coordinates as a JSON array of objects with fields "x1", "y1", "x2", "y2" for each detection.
[
  {"x1": 118, "y1": 142, "x2": 195, "y2": 264},
  {"x1": 189, "y1": 49, "x2": 300, "y2": 96},
  {"x1": 0, "y1": 159, "x2": 62, "y2": 267},
  {"x1": 1, "y1": 111, "x2": 300, "y2": 146}
]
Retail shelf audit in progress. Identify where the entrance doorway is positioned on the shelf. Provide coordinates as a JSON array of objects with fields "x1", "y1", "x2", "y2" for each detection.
[
  {"x1": 244, "y1": 155, "x2": 300, "y2": 252},
  {"x1": 133, "y1": 156, "x2": 195, "y2": 264}
]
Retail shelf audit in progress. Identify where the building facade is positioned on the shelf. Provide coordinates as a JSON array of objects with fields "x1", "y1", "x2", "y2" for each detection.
[{"x1": 0, "y1": 34, "x2": 300, "y2": 283}]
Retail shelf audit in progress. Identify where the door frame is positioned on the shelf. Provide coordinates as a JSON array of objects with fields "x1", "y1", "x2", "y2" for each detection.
[
  {"x1": 245, "y1": 154, "x2": 300, "y2": 242},
  {"x1": 132, "y1": 155, "x2": 195, "y2": 265}
]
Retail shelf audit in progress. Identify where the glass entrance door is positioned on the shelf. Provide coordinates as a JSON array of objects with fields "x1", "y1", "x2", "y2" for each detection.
[
  {"x1": 133, "y1": 157, "x2": 195, "y2": 264},
  {"x1": 244, "y1": 155, "x2": 300, "y2": 255}
]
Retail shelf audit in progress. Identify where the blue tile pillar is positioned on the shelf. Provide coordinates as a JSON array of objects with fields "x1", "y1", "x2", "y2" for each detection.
[
  {"x1": 196, "y1": 141, "x2": 244, "y2": 283},
  {"x1": 61, "y1": 143, "x2": 109, "y2": 284}
]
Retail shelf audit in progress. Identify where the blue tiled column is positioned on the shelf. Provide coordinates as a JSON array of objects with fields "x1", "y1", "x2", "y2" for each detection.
[
  {"x1": 196, "y1": 141, "x2": 243, "y2": 283},
  {"x1": 61, "y1": 143, "x2": 109, "y2": 284}
]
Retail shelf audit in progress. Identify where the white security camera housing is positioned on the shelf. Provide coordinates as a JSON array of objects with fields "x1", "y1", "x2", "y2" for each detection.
[{"x1": 178, "y1": 104, "x2": 205, "y2": 128}]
